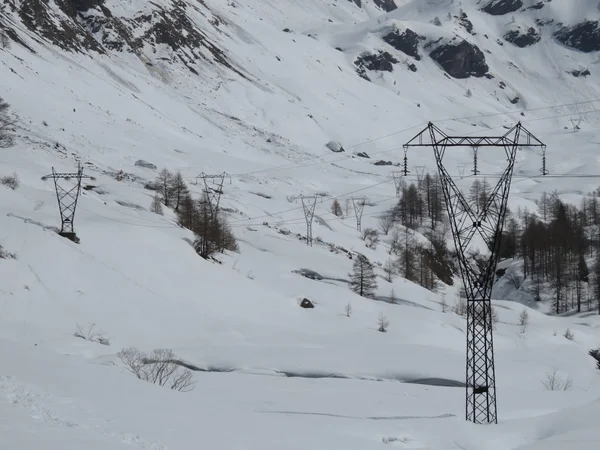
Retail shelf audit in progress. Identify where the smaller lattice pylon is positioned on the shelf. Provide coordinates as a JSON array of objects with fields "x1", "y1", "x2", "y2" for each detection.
[
  {"x1": 41, "y1": 164, "x2": 95, "y2": 242},
  {"x1": 352, "y1": 196, "x2": 366, "y2": 232},
  {"x1": 390, "y1": 171, "x2": 405, "y2": 198},
  {"x1": 197, "y1": 172, "x2": 229, "y2": 217},
  {"x1": 296, "y1": 195, "x2": 319, "y2": 246}
]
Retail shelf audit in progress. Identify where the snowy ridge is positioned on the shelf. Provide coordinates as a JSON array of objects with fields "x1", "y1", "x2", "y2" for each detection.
[{"x1": 2, "y1": 0, "x2": 600, "y2": 448}]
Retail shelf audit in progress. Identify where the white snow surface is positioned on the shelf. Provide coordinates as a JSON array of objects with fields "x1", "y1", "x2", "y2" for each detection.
[{"x1": 1, "y1": 0, "x2": 600, "y2": 448}]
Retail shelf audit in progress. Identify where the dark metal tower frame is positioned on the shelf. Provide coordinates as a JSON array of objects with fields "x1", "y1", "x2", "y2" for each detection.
[
  {"x1": 42, "y1": 165, "x2": 94, "y2": 241},
  {"x1": 298, "y1": 195, "x2": 318, "y2": 246},
  {"x1": 352, "y1": 196, "x2": 366, "y2": 232},
  {"x1": 404, "y1": 122, "x2": 546, "y2": 424},
  {"x1": 198, "y1": 172, "x2": 228, "y2": 218}
]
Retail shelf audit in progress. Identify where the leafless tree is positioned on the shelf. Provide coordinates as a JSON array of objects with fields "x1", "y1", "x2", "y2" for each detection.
[
  {"x1": 519, "y1": 308, "x2": 529, "y2": 330},
  {"x1": 377, "y1": 312, "x2": 390, "y2": 332},
  {"x1": 150, "y1": 194, "x2": 164, "y2": 215},
  {"x1": 362, "y1": 227, "x2": 380, "y2": 249},
  {"x1": 0, "y1": 96, "x2": 15, "y2": 148},
  {"x1": 541, "y1": 368, "x2": 573, "y2": 391},
  {"x1": 377, "y1": 210, "x2": 394, "y2": 235},
  {"x1": 389, "y1": 288, "x2": 397, "y2": 304},
  {"x1": 506, "y1": 271, "x2": 522, "y2": 289},
  {"x1": 170, "y1": 171, "x2": 189, "y2": 212},
  {"x1": 156, "y1": 169, "x2": 173, "y2": 207},
  {"x1": 383, "y1": 258, "x2": 395, "y2": 282}
]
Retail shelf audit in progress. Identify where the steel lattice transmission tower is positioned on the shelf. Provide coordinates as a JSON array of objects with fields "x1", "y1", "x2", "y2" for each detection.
[
  {"x1": 404, "y1": 122, "x2": 546, "y2": 424},
  {"x1": 390, "y1": 171, "x2": 404, "y2": 198},
  {"x1": 352, "y1": 196, "x2": 366, "y2": 232},
  {"x1": 198, "y1": 172, "x2": 228, "y2": 217},
  {"x1": 42, "y1": 164, "x2": 95, "y2": 243},
  {"x1": 297, "y1": 195, "x2": 318, "y2": 246}
]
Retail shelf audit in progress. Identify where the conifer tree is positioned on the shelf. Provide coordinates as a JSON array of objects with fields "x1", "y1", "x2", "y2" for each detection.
[{"x1": 349, "y1": 254, "x2": 377, "y2": 298}]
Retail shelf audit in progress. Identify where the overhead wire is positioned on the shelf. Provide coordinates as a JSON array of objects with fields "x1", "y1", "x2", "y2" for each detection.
[{"x1": 227, "y1": 98, "x2": 600, "y2": 178}]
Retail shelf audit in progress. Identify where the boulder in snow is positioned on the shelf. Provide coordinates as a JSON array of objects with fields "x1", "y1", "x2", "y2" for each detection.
[
  {"x1": 135, "y1": 159, "x2": 157, "y2": 170},
  {"x1": 326, "y1": 141, "x2": 345, "y2": 153},
  {"x1": 300, "y1": 298, "x2": 315, "y2": 309}
]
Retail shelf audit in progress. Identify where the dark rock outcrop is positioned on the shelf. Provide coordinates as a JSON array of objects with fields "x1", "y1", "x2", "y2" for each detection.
[
  {"x1": 504, "y1": 27, "x2": 541, "y2": 48},
  {"x1": 555, "y1": 21, "x2": 600, "y2": 53},
  {"x1": 429, "y1": 41, "x2": 489, "y2": 79},
  {"x1": 570, "y1": 68, "x2": 591, "y2": 77},
  {"x1": 355, "y1": 50, "x2": 398, "y2": 72},
  {"x1": 482, "y1": 0, "x2": 523, "y2": 16},
  {"x1": 12, "y1": 0, "x2": 245, "y2": 78},
  {"x1": 374, "y1": 0, "x2": 397, "y2": 12},
  {"x1": 374, "y1": 160, "x2": 393, "y2": 166},
  {"x1": 348, "y1": 0, "x2": 361, "y2": 8},
  {"x1": 382, "y1": 28, "x2": 421, "y2": 60},
  {"x1": 458, "y1": 12, "x2": 475, "y2": 35}
]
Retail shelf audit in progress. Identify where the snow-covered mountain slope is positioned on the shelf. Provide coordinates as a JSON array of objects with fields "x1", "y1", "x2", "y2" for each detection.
[{"x1": 2, "y1": 0, "x2": 600, "y2": 449}]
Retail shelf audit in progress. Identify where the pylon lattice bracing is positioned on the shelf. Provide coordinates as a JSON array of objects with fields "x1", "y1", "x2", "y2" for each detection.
[
  {"x1": 42, "y1": 165, "x2": 94, "y2": 239},
  {"x1": 404, "y1": 122, "x2": 546, "y2": 424},
  {"x1": 298, "y1": 195, "x2": 318, "y2": 246}
]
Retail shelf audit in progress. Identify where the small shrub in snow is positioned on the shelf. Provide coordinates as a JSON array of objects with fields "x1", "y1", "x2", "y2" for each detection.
[
  {"x1": 117, "y1": 347, "x2": 196, "y2": 392},
  {"x1": 541, "y1": 368, "x2": 573, "y2": 391},
  {"x1": 378, "y1": 313, "x2": 390, "y2": 333},
  {"x1": 564, "y1": 328, "x2": 575, "y2": 341},
  {"x1": 150, "y1": 194, "x2": 164, "y2": 215},
  {"x1": 519, "y1": 308, "x2": 529, "y2": 331},
  {"x1": 453, "y1": 297, "x2": 468, "y2": 316},
  {"x1": 331, "y1": 199, "x2": 343, "y2": 217},
  {"x1": 344, "y1": 302, "x2": 352, "y2": 317},
  {"x1": 0, "y1": 244, "x2": 16, "y2": 260},
  {"x1": 74, "y1": 323, "x2": 110, "y2": 346},
  {"x1": 440, "y1": 294, "x2": 448, "y2": 313},
  {"x1": 383, "y1": 259, "x2": 395, "y2": 282},
  {"x1": 1, "y1": 172, "x2": 19, "y2": 190}
]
